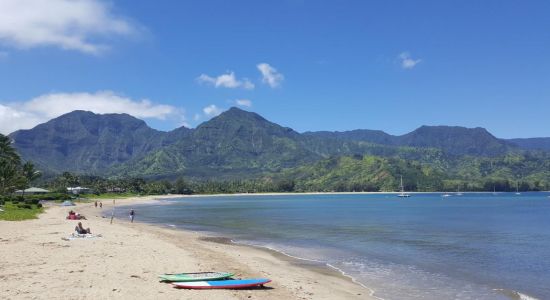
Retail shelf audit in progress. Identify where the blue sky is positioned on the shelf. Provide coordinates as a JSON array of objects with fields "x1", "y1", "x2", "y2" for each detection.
[{"x1": 0, "y1": 0, "x2": 549, "y2": 138}]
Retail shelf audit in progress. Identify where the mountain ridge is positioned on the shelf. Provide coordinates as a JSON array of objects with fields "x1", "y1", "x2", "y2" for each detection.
[{"x1": 8, "y1": 107, "x2": 550, "y2": 178}]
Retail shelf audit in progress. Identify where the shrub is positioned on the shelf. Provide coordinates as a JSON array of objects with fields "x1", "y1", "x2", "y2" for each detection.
[
  {"x1": 17, "y1": 204, "x2": 32, "y2": 209},
  {"x1": 24, "y1": 199, "x2": 40, "y2": 205}
]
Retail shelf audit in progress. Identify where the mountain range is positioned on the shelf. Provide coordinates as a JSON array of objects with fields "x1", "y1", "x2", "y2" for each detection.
[{"x1": 8, "y1": 108, "x2": 550, "y2": 186}]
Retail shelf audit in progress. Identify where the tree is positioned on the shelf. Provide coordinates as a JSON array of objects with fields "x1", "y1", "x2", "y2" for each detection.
[
  {"x1": 0, "y1": 134, "x2": 25, "y2": 195},
  {"x1": 0, "y1": 134, "x2": 20, "y2": 164},
  {"x1": 22, "y1": 161, "x2": 41, "y2": 187},
  {"x1": 174, "y1": 177, "x2": 192, "y2": 194},
  {"x1": 0, "y1": 160, "x2": 25, "y2": 195}
]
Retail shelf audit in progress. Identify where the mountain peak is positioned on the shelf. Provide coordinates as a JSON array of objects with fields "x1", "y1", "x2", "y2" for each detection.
[
  {"x1": 198, "y1": 106, "x2": 273, "y2": 130},
  {"x1": 217, "y1": 106, "x2": 263, "y2": 119},
  {"x1": 402, "y1": 125, "x2": 509, "y2": 156},
  {"x1": 9, "y1": 110, "x2": 164, "y2": 173}
]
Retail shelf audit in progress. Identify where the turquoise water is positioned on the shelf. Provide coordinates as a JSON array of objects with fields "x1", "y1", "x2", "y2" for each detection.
[{"x1": 117, "y1": 193, "x2": 550, "y2": 299}]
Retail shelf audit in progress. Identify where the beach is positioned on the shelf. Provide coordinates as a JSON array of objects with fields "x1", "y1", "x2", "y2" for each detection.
[{"x1": 0, "y1": 196, "x2": 373, "y2": 300}]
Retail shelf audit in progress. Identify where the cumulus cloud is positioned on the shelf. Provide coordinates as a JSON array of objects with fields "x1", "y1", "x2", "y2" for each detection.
[
  {"x1": 234, "y1": 99, "x2": 252, "y2": 107},
  {"x1": 197, "y1": 72, "x2": 254, "y2": 90},
  {"x1": 202, "y1": 104, "x2": 224, "y2": 117},
  {"x1": 0, "y1": 91, "x2": 184, "y2": 134},
  {"x1": 257, "y1": 63, "x2": 284, "y2": 88},
  {"x1": 399, "y1": 52, "x2": 422, "y2": 69},
  {"x1": 0, "y1": 0, "x2": 138, "y2": 55}
]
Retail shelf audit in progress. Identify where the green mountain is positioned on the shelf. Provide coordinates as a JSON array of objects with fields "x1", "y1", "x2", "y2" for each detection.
[
  {"x1": 305, "y1": 125, "x2": 514, "y2": 156},
  {"x1": 7, "y1": 108, "x2": 550, "y2": 190},
  {"x1": 280, "y1": 152, "x2": 550, "y2": 192},
  {"x1": 508, "y1": 138, "x2": 550, "y2": 151},
  {"x1": 110, "y1": 107, "x2": 320, "y2": 179},
  {"x1": 9, "y1": 111, "x2": 190, "y2": 174}
]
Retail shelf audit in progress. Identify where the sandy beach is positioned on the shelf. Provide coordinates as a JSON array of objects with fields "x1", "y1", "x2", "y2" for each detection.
[{"x1": 0, "y1": 196, "x2": 375, "y2": 300}]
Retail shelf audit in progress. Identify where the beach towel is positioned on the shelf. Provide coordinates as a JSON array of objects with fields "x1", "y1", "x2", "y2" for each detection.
[{"x1": 62, "y1": 233, "x2": 102, "y2": 240}]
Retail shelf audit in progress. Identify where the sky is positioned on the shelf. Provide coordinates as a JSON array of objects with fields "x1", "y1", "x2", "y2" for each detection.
[{"x1": 0, "y1": 0, "x2": 549, "y2": 138}]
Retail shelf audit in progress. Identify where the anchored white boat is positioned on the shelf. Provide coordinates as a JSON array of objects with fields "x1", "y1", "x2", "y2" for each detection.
[{"x1": 397, "y1": 175, "x2": 411, "y2": 198}]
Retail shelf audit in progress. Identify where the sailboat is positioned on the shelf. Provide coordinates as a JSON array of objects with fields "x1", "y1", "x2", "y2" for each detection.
[
  {"x1": 515, "y1": 182, "x2": 521, "y2": 195},
  {"x1": 397, "y1": 176, "x2": 411, "y2": 198}
]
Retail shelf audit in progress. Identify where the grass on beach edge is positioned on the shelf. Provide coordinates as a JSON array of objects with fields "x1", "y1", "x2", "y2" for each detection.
[{"x1": 0, "y1": 202, "x2": 44, "y2": 221}]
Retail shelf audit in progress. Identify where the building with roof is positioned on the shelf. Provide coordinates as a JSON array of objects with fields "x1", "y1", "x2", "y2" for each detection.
[{"x1": 14, "y1": 187, "x2": 50, "y2": 195}]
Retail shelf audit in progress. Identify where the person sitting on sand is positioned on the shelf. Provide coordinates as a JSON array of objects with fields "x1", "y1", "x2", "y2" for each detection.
[
  {"x1": 75, "y1": 222, "x2": 91, "y2": 234},
  {"x1": 67, "y1": 210, "x2": 77, "y2": 220}
]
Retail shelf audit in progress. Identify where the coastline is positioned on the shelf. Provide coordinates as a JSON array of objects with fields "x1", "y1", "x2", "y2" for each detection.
[
  {"x1": 0, "y1": 196, "x2": 376, "y2": 300},
  {"x1": 104, "y1": 191, "x2": 550, "y2": 200}
]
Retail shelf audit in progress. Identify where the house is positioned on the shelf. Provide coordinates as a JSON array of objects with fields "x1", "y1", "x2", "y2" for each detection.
[
  {"x1": 14, "y1": 187, "x2": 50, "y2": 195},
  {"x1": 67, "y1": 187, "x2": 91, "y2": 195},
  {"x1": 106, "y1": 187, "x2": 125, "y2": 193}
]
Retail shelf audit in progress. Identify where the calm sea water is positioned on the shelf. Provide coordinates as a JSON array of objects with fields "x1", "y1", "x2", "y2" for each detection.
[{"x1": 116, "y1": 193, "x2": 550, "y2": 300}]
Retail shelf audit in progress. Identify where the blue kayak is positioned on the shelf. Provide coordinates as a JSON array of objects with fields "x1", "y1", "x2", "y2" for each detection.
[{"x1": 172, "y1": 278, "x2": 271, "y2": 289}]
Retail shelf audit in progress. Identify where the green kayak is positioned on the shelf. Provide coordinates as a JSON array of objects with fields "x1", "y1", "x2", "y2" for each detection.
[{"x1": 158, "y1": 272, "x2": 234, "y2": 282}]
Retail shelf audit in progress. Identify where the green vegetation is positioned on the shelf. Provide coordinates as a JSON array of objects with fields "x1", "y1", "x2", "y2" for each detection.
[
  {"x1": 0, "y1": 134, "x2": 42, "y2": 195},
  {"x1": 4, "y1": 109, "x2": 550, "y2": 195},
  {"x1": 0, "y1": 201, "x2": 44, "y2": 221}
]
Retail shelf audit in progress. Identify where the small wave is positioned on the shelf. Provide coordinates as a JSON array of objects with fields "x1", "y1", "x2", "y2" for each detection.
[
  {"x1": 493, "y1": 288, "x2": 540, "y2": 300},
  {"x1": 231, "y1": 240, "x2": 384, "y2": 300}
]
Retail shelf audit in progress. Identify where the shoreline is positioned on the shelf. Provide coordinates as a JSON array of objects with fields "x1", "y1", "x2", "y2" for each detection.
[
  {"x1": 0, "y1": 196, "x2": 376, "y2": 299},
  {"x1": 88, "y1": 190, "x2": 550, "y2": 202},
  {"x1": 97, "y1": 196, "x2": 382, "y2": 298}
]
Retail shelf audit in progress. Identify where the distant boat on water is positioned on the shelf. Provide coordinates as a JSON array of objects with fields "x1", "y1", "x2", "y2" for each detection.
[
  {"x1": 515, "y1": 182, "x2": 521, "y2": 195},
  {"x1": 442, "y1": 193, "x2": 452, "y2": 197},
  {"x1": 397, "y1": 176, "x2": 411, "y2": 198}
]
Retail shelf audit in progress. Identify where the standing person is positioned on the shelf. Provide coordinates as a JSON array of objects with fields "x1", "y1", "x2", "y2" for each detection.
[
  {"x1": 94, "y1": 201, "x2": 98, "y2": 208},
  {"x1": 129, "y1": 209, "x2": 135, "y2": 223},
  {"x1": 99, "y1": 202, "x2": 103, "y2": 208}
]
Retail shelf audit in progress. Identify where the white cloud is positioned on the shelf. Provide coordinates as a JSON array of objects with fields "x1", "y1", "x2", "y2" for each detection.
[
  {"x1": 235, "y1": 99, "x2": 252, "y2": 107},
  {"x1": 257, "y1": 63, "x2": 284, "y2": 88},
  {"x1": 197, "y1": 72, "x2": 254, "y2": 90},
  {"x1": 399, "y1": 52, "x2": 422, "y2": 69},
  {"x1": 0, "y1": 91, "x2": 184, "y2": 134},
  {"x1": 0, "y1": 0, "x2": 138, "y2": 55},
  {"x1": 202, "y1": 104, "x2": 224, "y2": 117}
]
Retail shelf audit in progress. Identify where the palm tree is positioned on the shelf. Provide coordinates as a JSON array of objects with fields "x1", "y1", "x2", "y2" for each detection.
[
  {"x1": 20, "y1": 161, "x2": 42, "y2": 196},
  {"x1": 22, "y1": 161, "x2": 41, "y2": 185},
  {"x1": 0, "y1": 134, "x2": 20, "y2": 164},
  {"x1": 0, "y1": 134, "x2": 24, "y2": 196},
  {"x1": 0, "y1": 160, "x2": 25, "y2": 195}
]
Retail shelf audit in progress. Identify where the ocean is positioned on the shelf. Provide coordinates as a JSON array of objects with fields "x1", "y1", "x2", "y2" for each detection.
[{"x1": 115, "y1": 193, "x2": 550, "y2": 300}]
